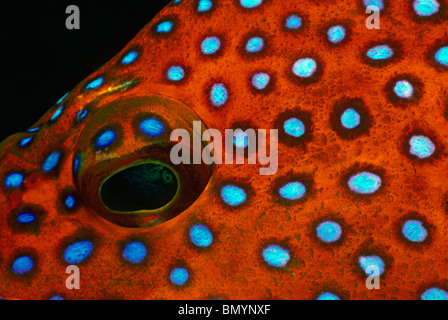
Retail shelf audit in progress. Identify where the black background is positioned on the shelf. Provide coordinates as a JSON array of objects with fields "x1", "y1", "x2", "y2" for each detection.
[{"x1": 0, "y1": 0, "x2": 172, "y2": 141}]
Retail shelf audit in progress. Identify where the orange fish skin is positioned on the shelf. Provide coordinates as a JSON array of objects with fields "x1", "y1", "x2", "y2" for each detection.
[{"x1": 0, "y1": 0, "x2": 448, "y2": 300}]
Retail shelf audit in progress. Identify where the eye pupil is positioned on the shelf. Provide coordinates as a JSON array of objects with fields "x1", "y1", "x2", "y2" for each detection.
[{"x1": 100, "y1": 163, "x2": 178, "y2": 212}]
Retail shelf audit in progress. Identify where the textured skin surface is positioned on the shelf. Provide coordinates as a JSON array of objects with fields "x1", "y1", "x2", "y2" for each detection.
[{"x1": 0, "y1": 0, "x2": 447, "y2": 299}]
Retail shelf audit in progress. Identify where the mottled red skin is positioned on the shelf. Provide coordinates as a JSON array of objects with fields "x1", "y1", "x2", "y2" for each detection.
[{"x1": 0, "y1": 0, "x2": 447, "y2": 300}]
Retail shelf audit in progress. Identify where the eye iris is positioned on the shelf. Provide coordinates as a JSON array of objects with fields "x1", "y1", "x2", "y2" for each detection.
[{"x1": 100, "y1": 163, "x2": 178, "y2": 212}]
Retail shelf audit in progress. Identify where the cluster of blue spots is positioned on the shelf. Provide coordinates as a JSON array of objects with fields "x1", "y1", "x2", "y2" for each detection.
[
  {"x1": 262, "y1": 245, "x2": 290, "y2": 268},
  {"x1": 27, "y1": 127, "x2": 40, "y2": 133},
  {"x1": 358, "y1": 255, "x2": 385, "y2": 276},
  {"x1": 251, "y1": 72, "x2": 270, "y2": 90},
  {"x1": 170, "y1": 267, "x2": 189, "y2": 285},
  {"x1": 233, "y1": 131, "x2": 249, "y2": 148},
  {"x1": 402, "y1": 220, "x2": 427, "y2": 242},
  {"x1": 292, "y1": 58, "x2": 317, "y2": 78},
  {"x1": 56, "y1": 92, "x2": 68, "y2": 105},
  {"x1": 86, "y1": 77, "x2": 104, "y2": 90},
  {"x1": 157, "y1": 21, "x2": 174, "y2": 33},
  {"x1": 316, "y1": 221, "x2": 342, "y2": 243},
  {"x1": 240, "y1": 0, "x2": 263, "y2": 9},
  {"x1": 12, "y1": 256, "x2": 34, "y2": 275},
  {"x1": 340, "y1": 108, "x2": 361, "y2": 129},
  {"x1": 122, "y1": 51, "x2": 138, "y2": 65},
  {"x1": 122, "y1": 241, "x2": 147, "y2": 263},
  {"x1": 284, "y1": 118, "x2": 305, "y2": 137},
  {"x1": 363, "y1": 0, "x2": 384, "y2": 10},
  {"x1": 167, "y1": 66, "x2": 185, "y2": 81},
  {"x1": 435, "y1": 46, "x2": 448, "y2": 67},
  {"x1": 76, "y1": 108, "x2": 88, "y2": 122},
  {"x1": 17, "y1": 212, "x2": 36, "y2": 224},
  {"x1": 221, "y1": 184, "x2": 247, "y2": 206},
  {"x1": 96, "y1": 130, "x2": 116, "y2": 149},
  {"x1": 421, "y1": 287, "x2": 448, "y2": 300},
  {"x1": 201, "y1": 36, "x2": 221, "y2": 55},
  {"x1": 316, "y1": 292, "x2": 341, "y2": 300},
  {"x1": 327, "y1": 25, "x2": 346, "y2": 44},
  {"x1": 140, "y1": 118, "x2": 164, "y2": 137},
  {"x1": 285, "y1": 14, "x2": 302, "y2": 30},
  {"x1": 198, "y1": 0, "x2": 213, "y2": 12},
  {"x1": 279, "y1": 181, "x2": 306, "y2": 200},
  {"x1": 65, "y1": 195, "x2": 76, "y2": 209},
  {"x1": 413, "y1": 0, "x2": 440, "y2": 16},
  {"x1": 20, "y1": 136, "x2": 33, "y2": 147},
  {"x1": 246, "y1": 37, "x2": 264, "y2": 53},
  {"x1": 50, "y1": 106, "x2": 64, "y2": 122},
  {"x1": 189, "y1": 224, "x2": 213, "y2": 248},
  {"x1": 348, "y1": 172, "x2": 381, "y2": 194},
  {"x1": 210, "y1": 83, "x2": 228, "y2": 107},
  {"x1": 394, "y1": 80, "x2": 414, "y2": 99},
  {"x1": 366, "y1": 45, "x2": 393, "y2": 60},
  {"x1": 409, "y1": 135, "x2": 435, "y2": 159},
  {"x1": 5, "y1": 172, "x2": 23, "y2": 188},
  {"x1": 63, "y1": 241, "x2": 94, "y2": 264},
  {"x1": 49, "y1": 295, "x2": 64, "y2": 300},
  {"x1": 42, "y1": 151, "x2": 61, "y2": 172}
]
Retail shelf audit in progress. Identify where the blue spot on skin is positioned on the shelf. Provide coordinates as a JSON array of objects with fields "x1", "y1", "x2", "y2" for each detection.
[
  {"x1": 435, "y1": 46, "x2": 448, "y2": 66},
  {"x1": 394, "y1": 80, "x2": 414, "y2": 98},
  {"x1": 316, "y1": 292, "x2": 341, "y2": 300},
  {"x1": 156, "y1": 21, "x2": 173, "y2": 33},
  {"x1": 210, "y1": 83, "x2": 228, "y2": 107},
  {"x1": 327, "y1": 25, "x2": 346, "y2": 44},
  {"x1": 340, "y1": 108, "x2": 361, "y2": 129},
  {"x1": 240, "y1": 0, "x2": 263, "y2": 9},
  {"x1": 140, "y1": 119, "x2": 165, "y2": 137},
  {"x1": 86, "y1": 77, "x2": 104, "y2": 90},
  {"x1": 65, "y1": 195, "x2": 75, "y2": 209},
  {"x1": 316, "y1": 221, "x2": 342, "y2": 243},
  {"x1": 358, "y1": 255, "x2": 385, "y2": 276},
  {"x1": 402, "y1": 220, "x2": 427, "y2": 242},
  {"x1": 409, "y1": 135, "x2": 435, "y2": 159},
  {"x1": 56, "y1": 92, "x2": 68, "y2": 105},
  {"x1": 198, "y1": 0, "x2": 213, "y2": 12},
  {"x1": 246, "y1": 37, "x2": 264, "y2": 53},
  {"x1": 366, "y1": 45, "x2": 394, "y2": 60},
  {"x1": 221, "y1": 185, "x2": 247, "y2": 206},
  {"x1": 279, "y1": 182, "x2": 306, "y2": 200},
  {"x1": 73, "y1": 155, "x2": 81, "y2": 174},
  {"x1": 292, "y1": 58, "x2": 317, "y2": 78},
  {"x1": 50, "y1": 106, "x2": 63, "y2": 121},
  {"x1": 189, "y1": 224, "x2": 213, "y2": 247},
  {"x1": 363, "y1": 0, "x2": 384, "y2": 10},
  {"x1": 262, "y1": 244, "x2": 290, "y2": 268},
  {"x1": 284, "y1": 118, "x2": 305, "y2": 137},
  {"x1": 167, "y1": 66, "x2": 185, "y2": 81},
  {"x1": 5, "y1": 172, "x2": 23, "y2": 188},
  {"x1": 348, "y1": 172, "x2": 381, "y2": 194},
  {"x1": 251, "y1": 72, "x2": 270, "y2": 90},
  {"x1": 122, "y1": 241, "x2": 147, "y2": 264},
  {"x1": 27, "y1": 127, "x2": 40, "y2": 133},
  {"x1": 170, "y1": 267, "x2": 189, "y2": 285},
  {"x1": 96, "y1": 130, "x2": 116, "y2": 149},
  {"x1": 421, "y1": 287, "x2": 448, "y2": 300},
  {"x1": 49, "y1": 295, "x2": 64, "y2": 300},
  {"x1": 285, "y1": 14, "x2": 302, "y2": 29},
  {"x1": 122, "y1": 51, "x2": 138, "y2": 65},
  {"x1": 17, "y1": 212, "x2": 36, "y2": 224},
  {"x1": 76, "y1": 108, "x2": 89, "y2": 122},
  {"x1": 12, "y1": 256, "x2": 34, "y2": 275},
  {"x1": 233, "y1": 131, "x2": 249, "y2": 148},
  {"x1": 20, "y1": 137, "x2": 33, "y2": 147},
  {"x1": 413, "y1": 0, "x2": 440, "y2": 16},
  {"x1": 42, "y1": 151, "x2": 61, "y2": 172},
  {"x1": 63, "y1": 241, "x2": 94, "y2": 264},
  {"x1": 201, "y1": 36, "x2": 221, "y2": 55}
]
